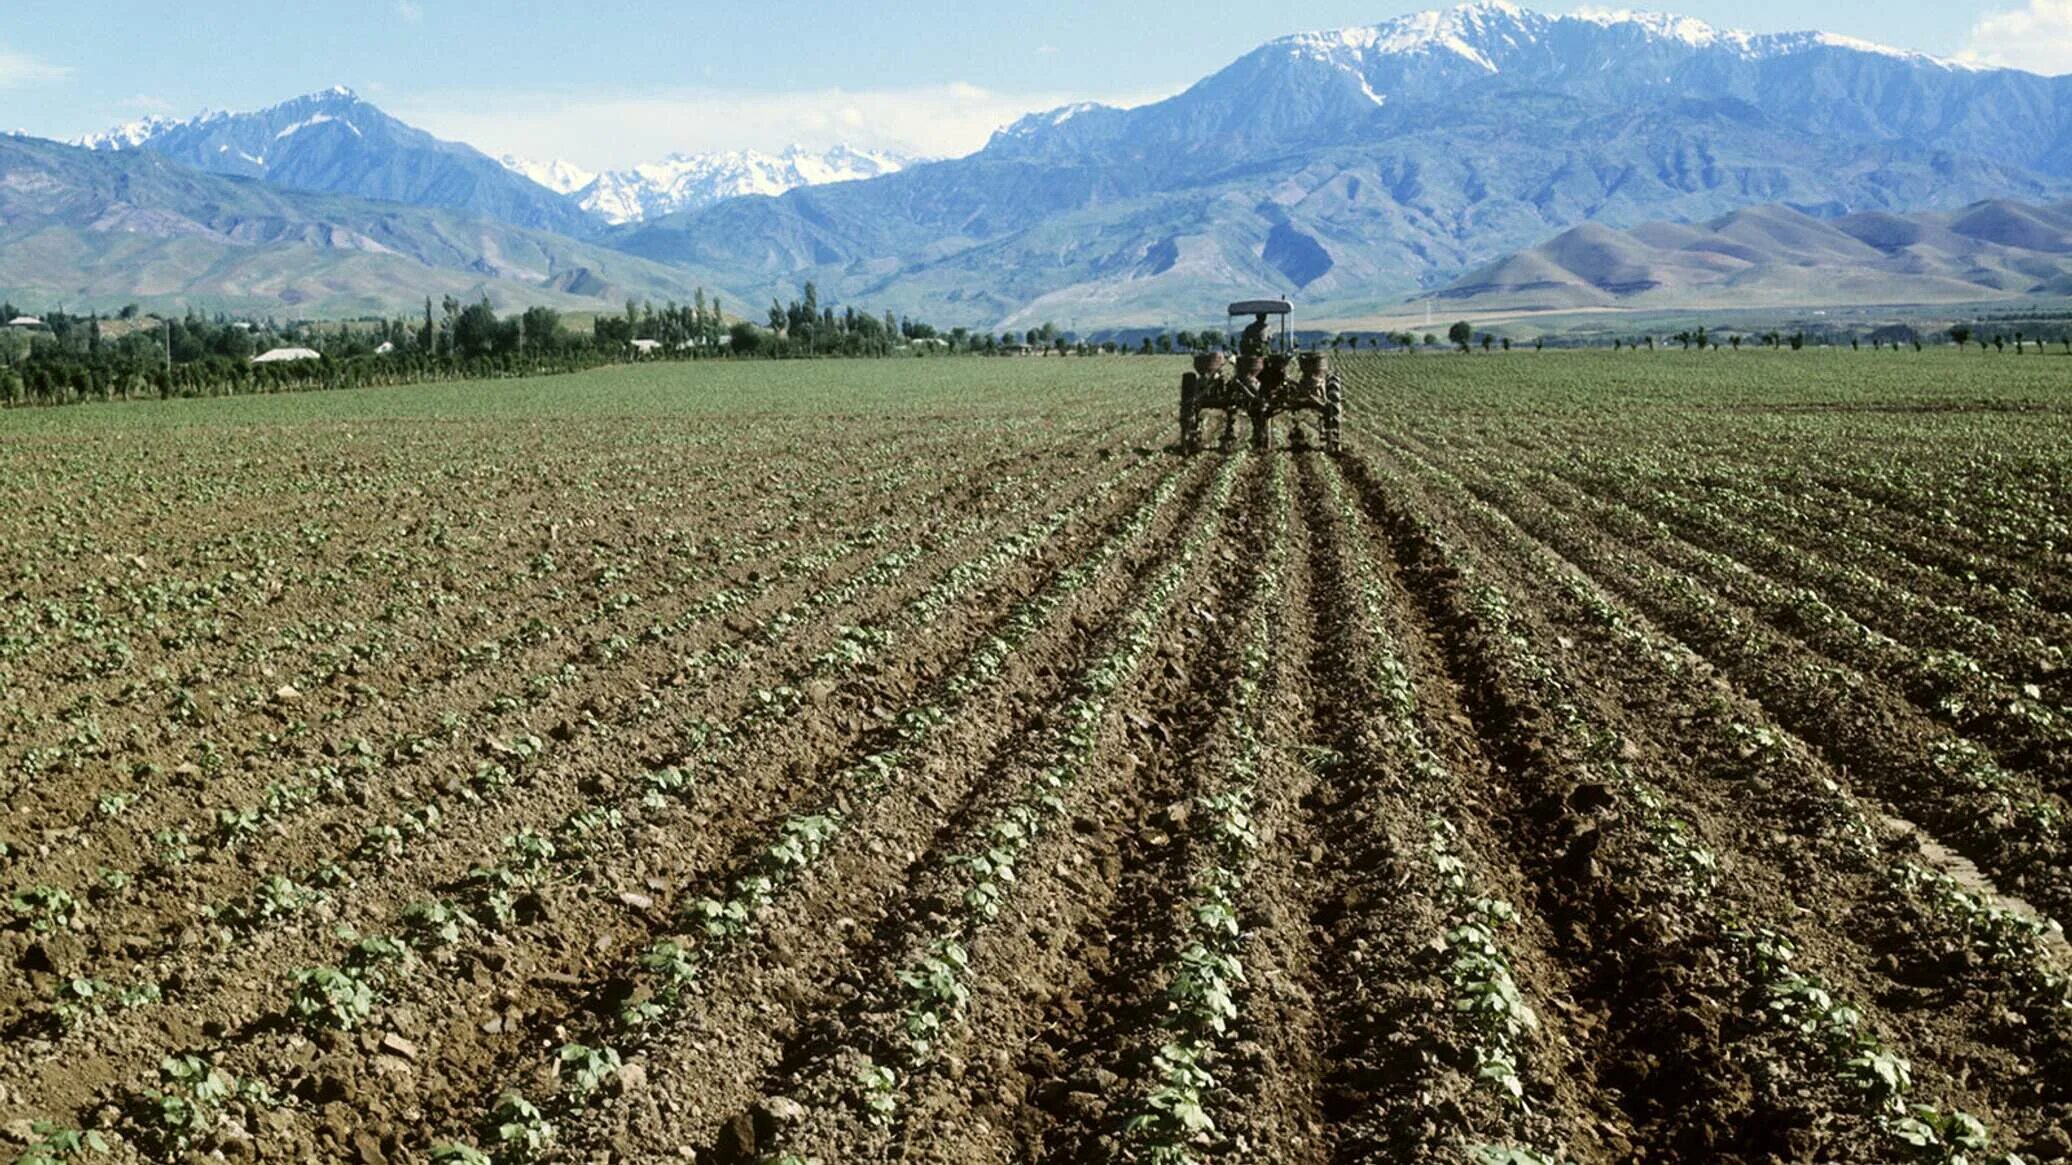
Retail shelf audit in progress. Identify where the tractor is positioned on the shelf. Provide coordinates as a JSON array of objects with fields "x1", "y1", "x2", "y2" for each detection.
[{"x1": 1178, "y1": 300, "x2": 1342, "y2": 454}]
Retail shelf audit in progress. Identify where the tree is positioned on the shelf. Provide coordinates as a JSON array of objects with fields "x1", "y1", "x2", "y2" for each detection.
[
  {"x1": 1448, "y1": 321, "x2": 1473, "y2": 351},
  {"x1": 452, "y1": 298, "x2": 501, "y2": 356},
  {"x1": 519, "y1": 307, "x2": 562, "y2": 353},
  {"x1": 1949, "y1": 324, "x2": 1971, "y2": 349}
]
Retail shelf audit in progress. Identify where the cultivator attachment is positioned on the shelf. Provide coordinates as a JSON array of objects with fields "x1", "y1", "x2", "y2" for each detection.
[{"x1": 1178, "y1": 301, "x2": 1342, "y2": 455}]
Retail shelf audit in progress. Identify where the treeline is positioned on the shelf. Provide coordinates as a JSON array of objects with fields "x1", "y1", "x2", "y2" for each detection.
[
  {"x1": 1, "y1": 300, "x2": 635, "y2": 407},
  {"x1": 0, "y1": 287, "x2": 959, "y2": 408}
]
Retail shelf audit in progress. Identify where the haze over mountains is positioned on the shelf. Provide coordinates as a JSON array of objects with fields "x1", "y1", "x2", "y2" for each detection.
[{"x1": 19, "y1": 2, "x2": 2072, "y2": 324}]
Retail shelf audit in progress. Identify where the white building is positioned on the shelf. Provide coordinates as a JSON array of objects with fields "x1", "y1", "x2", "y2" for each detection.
[
  {"x1": 6, "y1": 316, "x2": 44, "y2": 329},
  {"x1": 252, "y1": 347, "x2": 322, "y2": 364}
]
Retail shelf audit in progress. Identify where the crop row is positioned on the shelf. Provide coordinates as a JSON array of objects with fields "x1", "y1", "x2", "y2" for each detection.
[
  {"x1": 1112, "y1": 456, "x2": 1289, "y2": 1164},
  {"x1": 418, "y1": 454, "x2": 1220, "y2": 1162},
  {"x1": 4, "y1": 450, "x2": 1162, "y2": 1153},
  {"x1": 1338, "y1": 427, "x2": 2044, "y2": 1161},
  {"x1": 740, "y1": 459, "x2": 1250, "y2": 1162},
  {"x1": 1313, "y1": 460, "x2": 1569, "y2": 1162}
]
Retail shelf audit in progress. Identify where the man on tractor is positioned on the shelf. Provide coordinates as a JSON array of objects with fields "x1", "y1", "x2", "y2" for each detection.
[
  {"x1": 1239, "y1": 312, "x2": 1272, "y2": 357},
  {"x1": 1179, "y1": 299, "x2": 1343, "y2": 455}
]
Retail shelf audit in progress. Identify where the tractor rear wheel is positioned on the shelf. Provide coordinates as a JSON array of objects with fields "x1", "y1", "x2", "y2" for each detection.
[{"x1": 1179, "y1": 373, "x2": 1202, "y2": 454}]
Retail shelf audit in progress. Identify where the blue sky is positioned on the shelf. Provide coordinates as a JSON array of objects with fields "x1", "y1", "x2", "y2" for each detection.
[{"x1": 1, "y1": 0, "x2": 2065, "y2": 167}]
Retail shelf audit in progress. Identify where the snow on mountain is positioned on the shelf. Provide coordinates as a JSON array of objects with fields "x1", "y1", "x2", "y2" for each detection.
[
  {"x1": 1568, "y1": 7, "x2": 1747, "y2": 49},
  {"x1": 500, "y1": 155, "x2": 596, "y2": 196},
  {"x1": 75, "y1": 115, "x2": 189, "y2": 151},
  {"x1": 546, "y1": 145, "x2": 914, "y2": 225},
  {"x1": 275, "y1": 113, "x2": 362, "y2": 141},
  {"x1": 1338, "y1": 1, "x2": 1541, "y2": 70},
  {"x1": 624, "y1": 0, "x2": 2072, "y2": 328},
  {"x1": 1277, "y1": 3, "x2": 1972, "y2": 75},
  {"x1": 72, "y1": 87, "x2": 594, "y2": 235}
]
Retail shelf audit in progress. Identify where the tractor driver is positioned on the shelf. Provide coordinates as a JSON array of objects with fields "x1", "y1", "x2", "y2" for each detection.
[{"x1": 1240, "y1": 312, "x2": 1271, "y2": 357}]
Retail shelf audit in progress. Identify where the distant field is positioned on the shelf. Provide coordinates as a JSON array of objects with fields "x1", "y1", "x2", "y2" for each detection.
[{"x1": 2, "y1": 352, "x2": 2068, "y2": 1163}]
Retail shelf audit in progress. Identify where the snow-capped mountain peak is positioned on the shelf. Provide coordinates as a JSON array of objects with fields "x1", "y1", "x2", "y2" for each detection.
[
  {"x1": 75, "y1": 86, "x2": 367, "y2": 154},
  {"x1": 1283, "y1": 2, "x2": 1547, "y2": 71},
  {"x1": 69, "y1": 86, "x2": 595, "y2": 235},
  {"x1": 1569, "y1": 7, "x2": 1739, "y2": 48},
  {"x1": 1269, "y1": 3, "x2": 1965, "y2": 77},
  {"x1": 500, "y1": 155, "x2": 596, "y2": 196},
  {"x1": 75, "y1": 115, "x2": 186, "y2": 152},
  {"x1": 513, "y1": 145, "x2": 915, "y2": 224},
  {"x1": 991, "y1": 103, "x2": 1119, "y2": 147}
]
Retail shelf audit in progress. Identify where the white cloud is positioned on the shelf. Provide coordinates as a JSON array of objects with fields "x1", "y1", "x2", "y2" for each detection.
[
  {"x1": 388, "y1": 81, "x2": 1170, "y2": 169},
  {"x1": 394, "y1": 0, "x2": 424, "y2": 23},
  {"x1": 0, "y1": 45, "x2": 69, "y2": 89},
  {"x1": 1957, "y1": 0, "x2": 2072, "y2": 74}
]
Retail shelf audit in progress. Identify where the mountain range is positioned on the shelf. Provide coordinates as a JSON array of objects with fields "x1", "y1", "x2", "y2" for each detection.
[
  {"x1": 78, "y1": 88, "x2": 595, "y2": 237},
  {"x1": 23, "y1": 3, "x2": 2072, "y2": 325},
  {"x1": 500, "y1": 147, "x2": 914, "y2": 225},
  {"x1": 1439, "y1": 200, "x2": 2072, "y2": 310},
  {"x1": 0, "y1": 132, "x2": 729, "y2": 316},
  {"x1": 608, "y1": 2, "x2": 2072, "y2": 327}
]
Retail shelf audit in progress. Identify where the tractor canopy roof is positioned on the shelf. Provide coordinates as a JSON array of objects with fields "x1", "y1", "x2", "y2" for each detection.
[{"x1": 1227, "y1": 299, "x2": 1293, "y2": 317}]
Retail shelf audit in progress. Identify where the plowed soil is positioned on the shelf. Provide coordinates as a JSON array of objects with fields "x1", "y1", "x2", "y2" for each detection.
[{"x1": 1, "y1": 353, "x2": 2067, "y2": 1165}]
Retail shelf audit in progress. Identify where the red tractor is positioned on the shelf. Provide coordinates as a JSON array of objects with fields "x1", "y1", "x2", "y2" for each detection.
[{"x1": 1178, "y1": 300, "x2": 1342, "y2": 454}]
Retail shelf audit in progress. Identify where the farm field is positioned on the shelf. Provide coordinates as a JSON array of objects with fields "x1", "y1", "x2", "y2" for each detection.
[{"x1": 0, "y1": 351, "x2": 2068, "y2": 1165}]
